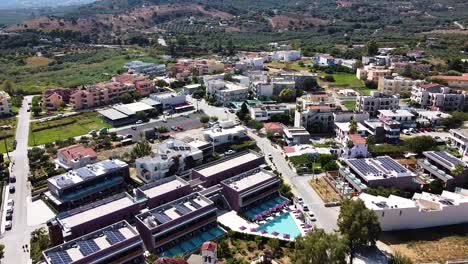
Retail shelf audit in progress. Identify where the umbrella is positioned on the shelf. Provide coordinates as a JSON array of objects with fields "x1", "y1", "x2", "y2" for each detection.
[
  {"x1": 272, "y1": 231, "x2": 279, "y2": 236},
  {"x1": 239, "y1": 226, "x2": 246, "y2": 231},
  {"x1": 269, "y1": 207, "x2": 276, "y2": 213},
  {"x1": 254, "y1": 214, "x2": 262, "y2": 221},
  {"x1": 275, "y1": 204, "x2": 282, "y2": 210},
  {"x1": 262, "y1": 211, "x2": 269, "y2": 216},
  {"x1": 294, "y1": 209, "x2": 302, "y2": 214},
  {"x1": 283, "y1": 234, "x2": 290, "y2": 239},
  {"x1": 261, "y1": 230, "x2": 268, "y2": 234},
  {"x1": 250, "y1": 228, "x2": 257, "y2": 232},
  {"x1": 305, "y1": 224, "x2": 312, "y2": 229}
]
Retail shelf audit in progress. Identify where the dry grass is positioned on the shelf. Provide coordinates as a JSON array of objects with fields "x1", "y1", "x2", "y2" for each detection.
[
  {"x1": 227, "y1": 238, "x2": 293, "y2": 264},
  {"x1": 25, "y1": 56, "x2": 53, "y2": 67},
  {"x1": 309, "y1": 178, "x2": 341, "y2": 203}
]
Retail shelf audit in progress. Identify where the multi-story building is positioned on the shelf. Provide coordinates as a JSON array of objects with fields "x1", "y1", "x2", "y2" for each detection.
[
  {"x1": 313, "y1": 54, "x2": 335, "y2": 66},
  {"x1": 271, "y1": 50, "x2": 301, "y2": 61},
  {"x1": 334, "y1": 122, "x2": 367, "y2": 143},
  {"x1": 378, "y1": 109, "x2": 416, "y2": 129},
  {"x1": 294, "y1": 105, "x2": 334, "y2": 133},
  {"x1": 170, "y1": 59, "x2": 225, "y2": 80},
  {"x1": 338, "y1": 134, "x2": 369, "y2": 159},
  {"x1": 56, "y1": 144, "x2": 97, "y2": 170},
  {"x1": 450, "y1": 128, "x2": 468, "y2": 157},
  {"x1": 113, "y1": 73, "x2": 156, "y2": 96},
  {"x1": 358, "y1": 189, "x2": 468, "y2": 231},
  {"x1": 432, "y1": 73, "x2": 468, "y2": 89},
  {"x1": 378, "y1": 75, "x2": 424, "y2": 96},
  {"x1": 135, "y1": 193, "x2": 223, "y2": 254},
  {"x1": 43, "y1": 220, "x2": 145, "y2": 264},
  {"x1": 270, "y1": 77, "x2": 296, "y2": 96},
  {"x1": 417, "y1": 151, "x2": 467, "y2": 190},
  {"x1": 250, "y1": 81, "x2": 273, "y2": 98},
  {"x1": 202, "y1": 120, "x2": 248, "y2": 147},
  {"x1": 340, "y1": 156, "x2": 418, "y2": 192},
  {"x1": 248, "y1": 103, "x2": 289, "y2": 121},
  {"x1": 221, "y1": 168, "x2": 280, "y2": 212},
  {"x1": 192, "y1": 150, "x2": 265, "y2": 188},
  {"x1": 123, "y1": 60, "x2": 166, "y2": 75},
  {"x1": 357, "y1": 91, "x2": 399, "y2": 116},
  {"x1": 43, "y1": 91, "x2": 64, "y2": 111},
  {"x1": 356, "y1": 65, "x2": 392, "y2": 82},
  {"x1": 283, "y1": 126, "x2": 311, "y2": 146},
  {"x1": 149, "y1": 92, "x2": 190, "y2": 112},
  {"x1": 45, "y1": 159, "x2": 130, "y2": 210},
  {"x1": 406, "y1": 50, "x2": 427, "y2": 59},
  {"x1": 135, "y1": 139, "x2": 204, "y2": 183},
  {"x1": 206, "y1": 80, "x2": 248, "y2": 105},
  {"x1": 0, "y1": 91, "x2": 12, "y2": 117},
  {"x1": 136, "y1": 176, "x2": 192, "y2": 209},
  {"x1": 416, "y1": 110, "x2": 451, "y2": 127},
  {"x1": 411, "y1": 83, "x2": 467, "y2": 111},
  {"x1": 52, "y1": 192, "x2": 141, "y2": 241},
  {"x1": 70, "y1": 82, "x2": 134, "y2": 110}
]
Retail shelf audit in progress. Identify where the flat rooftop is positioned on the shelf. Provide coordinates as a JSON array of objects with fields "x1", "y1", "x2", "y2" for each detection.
[
  {"x1": 223, "y1": 169, "x2": 277, "y2": 192},
  {"x1": 196, "y1": 152, "x2": 260, "y2": 177},
  {"x1": 43, "y1": 221, "x2": 139, "y2": 264},
  {"x1": 137, "y1": 193, "x2": 213, "y2": 229},
  {"x1": 98, "y1": 108, "x2": 128, "y2": 120},
  {"x1": 139, "y1": 176, "x2": 189, "y2": 199},
  {"x1": 345, "y1": 156, "x2": 415, "y2": 181},
  {"x1": 57, "y1": 192, "x2": 134, "y2": 230},
  {"x1": 335, "y1": 122, "x2": 367, "y2": 132},
  {"x1": 378, "y1": 109, "x2": 414, "y2": 118},
  {"x1": 423, "y1": 151, "x2": 463, "y2": 170},
  {"x1": 113, "y1": 102, "x2": 154, "y2": 115},
  {"x1": 48, "y1": 159, "x2": 128, "y2": 190}
]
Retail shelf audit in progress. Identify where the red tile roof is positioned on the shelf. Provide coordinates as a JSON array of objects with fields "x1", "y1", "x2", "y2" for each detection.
[
  {"x1": 283, "y1": 146, "x2": 296, "y2": 154},
  {"x1": 201, "y1": 241, "x2": 217, "y2": 252},
  {"x1": 58, "y1": 144, "x2": 97, "y2": 161},
  {"x1": 348, "y1": 134, "x2": 366, "y2": 145},
  {"x1": 419, "y1": 83, "x2": 442, "y2": 89},
  {"x1": 309, "y1": 105, "x2": 330, "y2": 110},
  {"x1": 264, "y1": 122, "x2": 283, "y2": 132},
  {"x1": 433, "y1": 73, "x2": 468, "y2": 82}
]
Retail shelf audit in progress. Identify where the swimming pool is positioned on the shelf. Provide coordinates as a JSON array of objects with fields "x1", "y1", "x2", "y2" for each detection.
[
  {"x1": 244, "y1": 196, "x2": 288, "y2": 219},
  {"x1": 257, "y1": 212, "x2": 301, "y2": 239}
]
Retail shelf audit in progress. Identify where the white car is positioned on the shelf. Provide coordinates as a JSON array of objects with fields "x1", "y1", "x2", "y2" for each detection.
[
  {"x1": 267, "y1": 153, "x2": 273, "y2": 159},
  {"x1": 135, "y1": 120, "x2": 143, "y2": 124},
  {"x1": 308, "y1": 212, "x2": 315, "y2": 218},
  {"x1": 6, "y1": 205, "x2": 13, "y2": 213},
  {"x1": 5, "y1": 220, "x2": 12, "y2": 230},
  {"x1": 7, "y1": 199, "x2": 14, "y2": 206}
]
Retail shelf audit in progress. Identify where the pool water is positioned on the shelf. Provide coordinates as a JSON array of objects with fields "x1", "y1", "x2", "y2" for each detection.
[
  {"x1": 244, "y1": 196, "x2": 288, "y2": 219},
  {"x1": 257, "y1": 213, "x2": 301, "y2": 239}
]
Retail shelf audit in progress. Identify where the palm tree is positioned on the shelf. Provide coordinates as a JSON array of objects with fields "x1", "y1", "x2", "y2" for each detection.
[{"x1": 349, "y1": 120, "x2": 358, "y2": 135}]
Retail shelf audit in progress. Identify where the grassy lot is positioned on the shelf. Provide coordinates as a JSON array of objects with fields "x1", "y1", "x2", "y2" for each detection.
[
  {"x1": 29, "y1": 112, "x2": 112, "y2": 146},
  {"x1": 331, "y1": 73, "x2": 365, "y2": 88},
  {"x1": 1, "y1": 48, "x2": 166, "y2": 94},
  {"x1": 354, "y1": 87, "x2": 376, "y2": 95},
  {"x1": 309, "y1": 178, "x2": 341, "y2": 203},
  {"x1": 382, "y1": 224, "x2": 468, "y2": 263},
  {"x1": 342, "y1": 100, "x2": 356, "y2": 110},
  {"x1": 0, "y1": 116, "x2": 18, "y2": 153},
  {"x1": 265, "y1": 60, "x2": 310, "y2": 71}
]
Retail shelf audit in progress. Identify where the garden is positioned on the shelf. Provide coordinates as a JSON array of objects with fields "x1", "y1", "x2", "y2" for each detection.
[{"x1": 288, "y1": 153, "x2": 338, "y2": 175}]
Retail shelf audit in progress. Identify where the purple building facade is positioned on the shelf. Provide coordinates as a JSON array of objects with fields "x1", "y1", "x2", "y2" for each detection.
[{"x1": 136, "y1": 176, "x2": 192, "y2": 209}]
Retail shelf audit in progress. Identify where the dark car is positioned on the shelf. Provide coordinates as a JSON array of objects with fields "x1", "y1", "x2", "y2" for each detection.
[
  {"x1": 131, "y1": 126, "x2": 137, "y2": 130},
  {"x1": 9, "y1": 176, "x2": 16, "y2": 183},
  {"x1": 5, "y1": 212, "x2": 12, "y2": 221},
  {"x1": 9, "y1": 186, "x2": 15, "y2": 194}
]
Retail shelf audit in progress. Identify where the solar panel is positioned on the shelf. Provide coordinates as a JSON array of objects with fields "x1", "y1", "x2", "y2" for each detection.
[
  {"x1": 100, "y1": 160, "x2": 120, "y2": 170},
  {"x1": 436, "y1": 152, "x2": 461, "y2": 166},
  {"x1": 153, "y1": 212, "x2": 172, "y2": 224},
  {"x1": 349, "y1": 159, "x2": 380, "y2": 175},
  {"x1": 77, "y1": 240, "x2": 100, "y2": 256},
  {"x1": 48, "y1": 251, "x2": 73, "y2": 264},
  {"x1": 426, "y1": 152, "x2": 453, "y2": 168},
  {"x1": 190, "y1": 201, "x2": 202, "y2": 209},
  {"x1": 174, "y1": 204, "x2": 191, "y2": 215},
  {"x1": 376, "y1": 157, "x2": 407, "y2": 173},
  {"x1": 104, "y1": 230, "x2": 126, "y2": 245},
  {"x1": 76, "y1": 167, "x2": 95, "y2": 178}
]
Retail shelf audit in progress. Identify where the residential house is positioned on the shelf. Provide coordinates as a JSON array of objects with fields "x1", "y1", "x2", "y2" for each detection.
[
  {"x1": 406, "y1": 50, "x2": 427, "y2": 59},
  {"x1": 294, "y1": 104, "x2": 334, "y2": 133},
  {"x1": 249, "y1": 103, "x2": 289, "y2": 121},
  {"x1": 450, "y1": 128, "x2": 468, "y2": 157},
  {"x1": 334, "y1": 122, "x2": 367, "y2": 144},
  {"x1": 417, "y1": 151, "x2": 467, "y2": 190},
  {"x1": 205, "y1": 80, "x2": 248, "y2": 105},
  {"x1": 283, "y1": 126, "x2": 311, "y2": 146},
  {"x1": 202, "y1": 120, "x2": 248, "y2": 147},
  {"x1": 313, "y1": 54, "x2": 335, "y2": 66},
  {"x1": 378, "y1": 75, "x2": 424, "y2": 96},
  {"x1": 378, "y1": 109, "x2": 416, "y2": 129},
  {"x1": 56, "y1": 144, "x2": 97, "y2": 170},
  {"x1": 0, "y1": 91, "x2": 12, "y2": 117},
  {"x1": 263, "y1": 122, "x2": 284, "y2": 135},
  {"x1": 411, "y1": 83, "x2": 467, "y2": 111},
  {"x1": 339, "y1": 134, "x2": 369, "y2": 159}
]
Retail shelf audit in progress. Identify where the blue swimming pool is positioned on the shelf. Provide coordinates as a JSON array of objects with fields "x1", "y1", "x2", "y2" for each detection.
[
  {"x1": 257, "y1": 213, "x2": 301, "y2": 239},
  {"x1": 244, "y1": 196, "x2": 288, "y2": 219}
]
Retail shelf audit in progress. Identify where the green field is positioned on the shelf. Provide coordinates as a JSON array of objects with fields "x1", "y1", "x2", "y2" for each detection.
[
  {"x1": 29, "y1": 112, "x2": 112, "y2": 146},
  {"x1": 342, "y1": 100, "x2": 357, "y2": 110},
  {"x1": 1, "y1": 48, "x2": 166, "y2": 94},
  {"x1": 331, "y1": 73, "x2": 365, "y2": 88},
  {"x1": 0, "y1": 116, "x2": 18, "y2": 153}
]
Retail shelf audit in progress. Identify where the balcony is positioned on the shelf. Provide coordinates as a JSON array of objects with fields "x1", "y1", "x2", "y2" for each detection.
[
  {"x1": 339, "y1": 168, "x2": 367, "y2": 192},
  {"x1": 418, "y1": 159, "x2": 454, "y2": 182}
]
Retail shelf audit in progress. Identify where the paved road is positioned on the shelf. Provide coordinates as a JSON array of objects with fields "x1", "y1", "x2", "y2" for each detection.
[
  {"x1": 114, "y1": 112, "x2": 204, "y2": 141},
  {"x1": 1, "y1": 95, "x2": 34, "y2": 264},
  {"x1": 189, "y1": 97, "x2": 339, "y2": 232}
]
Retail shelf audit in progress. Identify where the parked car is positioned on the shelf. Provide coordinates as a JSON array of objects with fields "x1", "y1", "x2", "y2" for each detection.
[
  {"x1": 302, "y1": 205, "x2": 310, "y2": 212},
  {"x1": 5, "y1": 220, "x2": 12, "y2": 230},
  {"x1": 176, "y1": 125, "x2": 184, "y2": 131},
  {"x1": 6, "y1": 212, "x2": 13, "y2": 221},
  {"x1": 6, "y1": 205, "x2": 13, "y2": 214},
  {"x1": 27, "y1": 108, "x2": 31, "y2": 112},
  {"x1": 57, "y1": 114, "x2": 64, "y2": 118},
  {"x1": 9, "y1": 186, "x2": 15, "y2": 194},
  {"x1": 171, "y1": 126, "x2": 177, "y2": 131},
  {"x1": 125, "y1": 134, "x2": 133, "y2": 139},
  {"x1": 131, "y1": 126, "x2": 137, "y2": 130},
  {"x1": 7, "y1": 199, "x2": 14, "y2": 206},
  {"x1": 309, "y1": 217, "x2": 317, "y2": 222},
  {"x1": 135, "y1": 120, "x2": 143, "y2": 124},
  {"x1": 9, "y1": 176, "x2": 16, "y2": 183},
  {"x1": 296, "y1": 197, "x2": 304, "y2": 204},
  {"x1": 89, "y1": 130, "x2": 97, "y2": 135},
  {"x1": 225, "y1": 150, "x2": 236, "y2": 155},
  {"x1": 308, "y1": 213, "x2": 315, "y2": 218},
  {"x1": 267, "y1": 153, "x2": 273, "y2": 159},
  {"x1": 183, "y1": 114, "x2": 190, "y2": 118}
]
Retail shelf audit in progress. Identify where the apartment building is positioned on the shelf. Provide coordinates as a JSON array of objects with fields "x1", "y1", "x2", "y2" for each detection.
[
  {"x1": 432, "y1": 73, "x2": 468, "y2": 89},
  {"x1": 417, "y1": 151, "x2": 467, "y2": 190},
  {"x1": 411, "y1": 83, "x2": 467, "y2": 111},
  {"x1": 114, "y1": 74, "x2": 155, "y2": 96},
  {"x1": 0, "y1": 91, "x2": 12, "y2": 117},
  {"x1": 135, "y1": 176, "x2": 192, "y2": 209},
  {"x1": 283, "y1": 126, "x2": 311, "y2": 146},
  {"x1": 378, "y1": 75, "x2": 424, "y2": 96},
  {"x1": 206, "y1": 80, "x2": 248, "y2": 105},
  {"x1": 378, "y1": 109, "x2": 416, "y2": 129},
  {"x1": 450, "y1": 128, "x2": 468, "y2": 156},
  {"x1": 56, "y1": 144, "x2": 97, "y2": 170},
  {"x1": 357, "y1": 91, "x2": 399, "y2": 116},
  {"x1": 192, "y1": 151, "x2": 265, "y2": 188},
  {"x1": 70, "y1": 82, "x2": 134, "y2": 110},
  {"x1": 340, "y1": 156, "x2": 418, "y2": 192},
  {"x1": 202, "y1": 120, "x2": 248, "y2": 147},
  {"x1": 135, "y1": 139, "x2": 204, "y2": 183},
  {"x1": 170, "y1": 59, "x2": 225, "y2": 80},
  {"x1": 45, "y1": 159, "x2": 130, "y2": 210},
  {"x1": 294, "y1": 105, "x2": 334, "y2": 133},
  {"x1": 43, "y1": 221, "x2": 145, "y2": 264},
  {"x1": 123, "y1": 60, "x2": 166, "y2": 75},
  {"x1": 271, "y1": 50, "x2": 301, "y2": 61},
  {"x1": 221, "y1": 168, "x2": 280, "y2": 212},
  {"x1": 334, "y1": 122, "x2": 367, "y2": 143},
  {"x1": 358, "y1": 189, "x2": 468, "y2": 231},
  {"x1": 249, "y1": 103, "x2": 289, "y2": 121},
  {"x1": 356, "y1": 65, "x2": 392, "y2": 82},
  {"x1": 313, "y1": 54, "x2": 335, "y2": 66},
  {"x1": 43, "y1": 92, "x2": 64, "y2": 111}
]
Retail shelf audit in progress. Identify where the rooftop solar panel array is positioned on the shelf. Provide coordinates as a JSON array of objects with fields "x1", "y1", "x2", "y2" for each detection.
[
  {"x1": 100, "y1": 160, "x2": 121, "y2": 170},
  {"x1": 376, "y1": 157, "x2": 407, "y2": 173},
  {"x1": 76, "y1": 167, "x2": 96, "y2": 179},
  {"x1": 77, "y1": 240, "x2": 100, "y2": 256},
  {"x1": 435, "y1": 152, "x2": 461, "y2": 166},
  {"x1": 190, "y1": 200, "x2": 202, "y2": 209},
  {"x1": 104, "y1": 230, "x2": 126, "y2": 245},
  {"x1": 174, "y1": 204, "x2": 192, "y2": 215},
  {"x1": 348, "y1": 159, "x2": 380, "y2": 175},
  {"x1": 153, "y1": 212, "x2": 172, "y2": 224},
  {"x1": 47, "y1": 251, "x2": 73, "y2": 264}
]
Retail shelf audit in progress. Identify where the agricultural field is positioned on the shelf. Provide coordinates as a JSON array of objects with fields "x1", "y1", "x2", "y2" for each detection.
[
  {"x1": 29, "y1": 112, "x2": 112, "y2": 146},
  {"x1": 0, "y1": 116, "x2": 18, "y2": 154}
]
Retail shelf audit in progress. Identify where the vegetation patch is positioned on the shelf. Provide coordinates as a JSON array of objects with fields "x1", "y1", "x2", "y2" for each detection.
[{"x1": 309, "y1": 178, "x2": 342, "y2": 203}]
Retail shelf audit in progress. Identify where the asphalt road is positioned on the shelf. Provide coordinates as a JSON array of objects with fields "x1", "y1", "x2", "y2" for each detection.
[
  {"x1": 1, "y1": 95, "x2": 34, "y2": 264},
  {"x1": 114, "y1": 112, "x2": 204, "y2": 141}
]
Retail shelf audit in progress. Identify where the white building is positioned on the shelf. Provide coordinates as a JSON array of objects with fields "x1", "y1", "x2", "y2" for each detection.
[
  {"x1": 135, "y1": 138, "x2": 204, "y2": 182},
  {"x1": 411, "y1": 83, "x2": 467, "y2": 111},
  {"x1": 450, "y1": 128, "x2": 468, "y2": 156},
  {"x1": 378, "y1": 75, "x2": 424, "y2": 96},
  {"x1": 339, "y1": 134, "x2": 369, "y2": 159},
  {"x1": 249, "y1": 104, "x2": 289, "y2": 121},
  {"x1": 206, "y1": 80, "x2": 249, "y2": 105},
  {"x1": 123, "y1": 61, "x2": 166, "y2": 75},
  {"x1": 202, "y1": 120, "x2": 248, "y2": 146},
  {"x1": 358, "y1": 189, "x2": 468, "y2": 231},
  {"x1": 335, "y1": 122, "x2": 367, "y2": 143},
  {"x1": 250, "y1": 81, "x2": 273, "y2": 98},
  {"x1": 232, "y1": 75, "x2": 250, "y2": 86},
  {"x1": 378, "y1": 109, "x2": 416, "y2": 129},
  {"x1": 149, "y1": 92, "x2": 186, "y2": 110},
  {"x1": 271, "y1": 50, "x2": 301, "y2": 62},
  {"x1": 416, "y1": 110, "x2": 451, "y2": 126},
  {"x1": 357, "y1": 91, "x2": 399, "y2": 116},
  {"x1": 0, "y1": 91, "x2": 12, "y2": 117}
]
